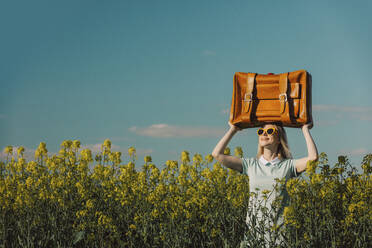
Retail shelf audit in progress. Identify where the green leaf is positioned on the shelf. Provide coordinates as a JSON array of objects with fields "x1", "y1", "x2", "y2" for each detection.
[{"x1": 73, "y1": 231, "x2": 85, "y2": 245}]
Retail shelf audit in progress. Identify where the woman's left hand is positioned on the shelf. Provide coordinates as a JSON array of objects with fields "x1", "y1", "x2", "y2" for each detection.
[{"x1": 302, "y1": 121, "x2": 313, "y2": 131}]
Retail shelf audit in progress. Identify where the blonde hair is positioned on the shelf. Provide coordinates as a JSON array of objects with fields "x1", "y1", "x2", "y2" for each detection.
[{"x1": 256, "y1": 122, "x2": 292, "y2": 159}]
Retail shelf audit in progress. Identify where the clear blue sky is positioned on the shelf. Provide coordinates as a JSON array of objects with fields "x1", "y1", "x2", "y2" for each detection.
[{"x1": 1, "y1": 0, "x2": 371, "y2": 169}]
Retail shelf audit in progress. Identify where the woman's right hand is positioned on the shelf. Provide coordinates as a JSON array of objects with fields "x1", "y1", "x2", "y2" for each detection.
[{"x1": 228, "y1": 121, "x2": 243, "y2": 132}]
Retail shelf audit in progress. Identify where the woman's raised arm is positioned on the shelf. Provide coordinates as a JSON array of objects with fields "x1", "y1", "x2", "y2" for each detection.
[
  {"x1": 212, "y1": 122, "x2": 243, "y2": 173},
  {"x1": 294, "y1": 121, "x2": 319, "y2": 173}
]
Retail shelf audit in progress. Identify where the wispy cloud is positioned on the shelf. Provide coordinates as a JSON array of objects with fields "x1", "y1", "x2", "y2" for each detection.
[
  {"x1": 314, "y1": 104, "x2": 372, "y2": 122},
  {"x1": 355, "y1": 115, "x2": 372, "y2": 121},
  {"x1": 0, "y1": 114, "x2": 6, "y2": 119},
  {"x1": 315, "y1": 119, "x2": 339, "y2": 126},
  {"x1": 98, "y1": 136, "x2": 133, "y2": 142},
  {"x1": 202, "y1": 50, "x2": 216, "y2": 56},
  {"x1": 313, "y1": 104, "x2": 372, "y2": 113},
  {"x1": 83, "y1": 143, "x2": 153, "y2": 155},
  {"x1": 0, "y1": 143, "x2": 154, "y2": 163},
  {"x1": 81, "y1": 143, "x2": 122, "y2": 153},
  {"x1": 338, "y1": 148, "x2": 370, "y2": 156},
  {"x1": 129, "y1": 123, "x2": 224, "y2": 138},
  {"x1": 0, "y1": 146, "x2": 37, "y2": 162},
  {"x1": 132, "y1": 148, "x2": 154, "y2": 156},
  {"x1": 83, "y1": 141, "x2": 154, "y2": 156}
]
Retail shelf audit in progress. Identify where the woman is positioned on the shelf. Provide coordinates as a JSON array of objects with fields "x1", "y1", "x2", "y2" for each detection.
[{"x1": 211, "y1": 121, "x2": 318, "y2": 246}]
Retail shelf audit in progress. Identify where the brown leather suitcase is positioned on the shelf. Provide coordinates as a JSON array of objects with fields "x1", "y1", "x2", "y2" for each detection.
[{"x1": 229, "y1": 69, "x2": 312, "y2": 128}]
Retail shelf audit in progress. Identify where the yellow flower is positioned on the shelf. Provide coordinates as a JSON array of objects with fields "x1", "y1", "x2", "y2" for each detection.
[
  {"x1": 234, "y1": 147, "x2": 243, "y2": 158},
  {"x1": 160, "y1": 233, "x2": 166, "y2": 241},
  {"x1": 80, "y1": 149, "x2": 93, "y2": 162},
  {"x1": 179, "y1": 164, "x2": 188, "y2": 174},
  {"x1": 184, "y1": 209, "x2": 192, "y2": 219},
  {"x1": 37, "y1": 142, "x2": 48, "y2": 154},
  {"x1": 304, "y1": 232, "x2": 310, "y2": 241},
  {"x1": 76, "y1": 210, "x2": 87, "y2": 218},
  {"x1": 310, "y1": 174, "x2": 324, "y2": 184},
  {"x1": 95, "y1": 154, "x2": 102, "y2": 162},
  {"x1": 320, "y1": 188, "x2": 328, "y2": 199},
  {"x1": 26, "y1": 161, "x2": 37, "y2": 174},
  {"x1": 103, "y1": 139, "x2": 111, "y2": 149},
  {"x1": 205, "y1": 154, "x2": 214, "y2": 163},
  {"x1": 201, "y1": 168, "x2": 212, "y2": 180},
  {"x1": 192, "y1": 153, "x2": 203, "y2": 164},
  {"x1": 271, "y1": 224, "x2": 279, "y2": 231},
  {"x1": 34, "y1": 150, "x2": 41, "y2": 158},
  {"x1": 306, "y1": 160, "x2": 317, "y2": 175},
  {"x1": 128, "y1": 147, "x2": 136, "y2": 157},
  {"x1": 127, "y1": 161, "x2": 135, "y2": 170},
  {"x1": 151, "y1": 209, "x2": 159, "y2": 218},
  {"x1": 97, "y1": 212, "x2": 114, "y2": 229},
  {"x1": 166, "y1": 160, "x2": 178, "y2": 170},
  {"x1": 61, "y1": 140, "x2": 72, "y2": 149},
  {"x1": 17, "y1": 146, "x2": 25, "y2": 156},
  {"x1": 25, "y1": 177, "x2": 33, "y2": 188},
  {"x1": 72, "y1": 140, "x2": 81, "y2": 149},
  {"x1": 211, "y1": 228, "x2": 219, "y2": 238},
  {"x1": 181, "y1": 151, "x2": 190, "y2": 163},
  {"x1": 59, "y1": 149, "x2": 66, "y2": 156},
  {"x1": 261, "y1": 189, "x2": 271, "y2": 195},
  {"x1": 86, "y1": 199, "x2": 94, "y2": 209},
  {"x1": 133, "y1": 215, "x2": 141, "y2": 223},
  {"x1": 150, "y1": 167, "x2": 160, "y2": 181},
  {"x1": 113, "y1": 151, "x2": 122, "y2": 163},
  {"x1": 144, "y1": 155, "x2": 152, "y2": 163},
  {"x1": 224, "y1": 147, "x2": 230, "y2": 155},
  {"x1": 338, "y1": 155, "x2": 346, "y2": 164},
  {"x1": 4, "y1": 146, "x2": 13, "y2": 155},
  {"x1": 283, "y1": 206, "x2": 299, "y2": 227},
  {"x1": 190, "y1": 168, "x2": 198, "y2": 181},
  {"x1": 337, "y1": 168, "x2": 344, "y2": 174}
]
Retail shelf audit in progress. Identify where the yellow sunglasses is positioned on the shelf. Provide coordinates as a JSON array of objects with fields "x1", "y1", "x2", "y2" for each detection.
[{"x1": 257, "y1": 127, "x2": 278, "y2": 136}]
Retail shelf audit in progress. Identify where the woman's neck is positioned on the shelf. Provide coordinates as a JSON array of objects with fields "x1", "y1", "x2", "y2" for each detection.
[{"x1": 262, "y1": 147, "x2": 279, "y2": 161}]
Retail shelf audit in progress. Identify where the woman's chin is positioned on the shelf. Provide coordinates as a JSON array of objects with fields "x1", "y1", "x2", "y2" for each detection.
[
  {"x1": 260, "y1": 141, "x2": 271, "y2": 147},
  {"x1": 260, "y1": 140, "x2": 277, "y2": 148}
]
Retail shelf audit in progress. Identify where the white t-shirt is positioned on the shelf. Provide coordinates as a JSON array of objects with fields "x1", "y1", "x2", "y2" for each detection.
[{"x1": 240, "y1": 155, "x2": 298, "y2": 226}]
